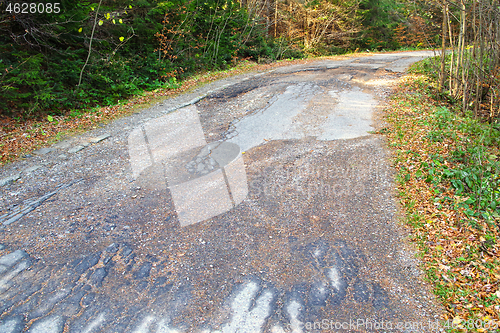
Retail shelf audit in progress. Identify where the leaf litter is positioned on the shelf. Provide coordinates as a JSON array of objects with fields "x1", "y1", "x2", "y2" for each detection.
[{"x1": 383, "y1": 73, "x2": 500, "y2": 332}]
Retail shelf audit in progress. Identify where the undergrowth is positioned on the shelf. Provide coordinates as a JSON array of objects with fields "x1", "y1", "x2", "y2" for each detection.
[{"x1": 384, "y1": 69, "x2": 500, "y2": 332}]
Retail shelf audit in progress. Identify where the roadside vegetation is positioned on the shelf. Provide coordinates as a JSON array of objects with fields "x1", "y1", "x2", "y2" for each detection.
[
  {"x1": 384, "y1": 60, "x2": 500, "y2": 332},
  {"x1": 383, "y1": 2, "x2": 500, "y2": 330}
]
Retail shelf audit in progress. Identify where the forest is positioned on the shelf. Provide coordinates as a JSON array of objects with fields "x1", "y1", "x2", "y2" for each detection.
[
  {"x1": 1, "y1": 0, "x2": 499, "y2": 120},
  {"x1": 1, "y1": 0, "x2": 497, "y2": 121},
  {"x1": 0, "y1": 0, "x2": 433, "y2": 118}
]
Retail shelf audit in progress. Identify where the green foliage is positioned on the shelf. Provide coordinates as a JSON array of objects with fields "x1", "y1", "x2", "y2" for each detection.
[
  {"x1": 417, "y1": 102, "x2": 500, "y2": 225},
  {"x1": 0, "y1": 52, "x2": 56, "y2": 115},
  {"x1": 408, "y1": 68, "x2": 500, "y2": 226},
  {"x1": 354, "y1": 0, "x2": 404, "y2": 50}
]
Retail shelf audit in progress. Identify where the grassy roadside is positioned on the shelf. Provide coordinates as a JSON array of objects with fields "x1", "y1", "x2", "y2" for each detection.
[{"x1": 383, "y1": 66, "x2": 500, "y2": 331}]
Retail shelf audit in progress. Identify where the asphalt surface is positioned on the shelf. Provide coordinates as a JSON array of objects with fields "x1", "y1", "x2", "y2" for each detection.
[{"x1": 0, "y1": 51, "x2": 444, "y2": 332}]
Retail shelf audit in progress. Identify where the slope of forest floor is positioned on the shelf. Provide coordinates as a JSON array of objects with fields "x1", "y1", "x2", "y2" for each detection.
[{"x1": 383, "y1": 71, "x2": 500, "y2": 332}]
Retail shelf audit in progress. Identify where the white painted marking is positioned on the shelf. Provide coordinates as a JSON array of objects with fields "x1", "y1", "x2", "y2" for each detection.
[
  {"x1": 328, "y1": 266, "x2": 342, "y2": 291},
  {"x1": 221, "y1": 281, "x2": 274, "y2": 333},
  {"x1": 81, "y1": 312, "x2": 105, "y2": 333},
  {"x1": 27, "y1": 315, "x2": 64, "y2": 333}
]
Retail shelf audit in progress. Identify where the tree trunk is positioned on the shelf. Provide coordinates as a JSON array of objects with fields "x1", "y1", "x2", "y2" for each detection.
[
  {"x1": 274, "y1": 0, "x2": 278, "y2": 37},
  {"x1": 439, "y1": 0, "x2": 448, "y2": 93}
]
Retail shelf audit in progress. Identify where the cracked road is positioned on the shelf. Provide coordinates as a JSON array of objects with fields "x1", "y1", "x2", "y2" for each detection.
[{"x1": 0, "y1": 51, "x2": 444, "y2": 332}]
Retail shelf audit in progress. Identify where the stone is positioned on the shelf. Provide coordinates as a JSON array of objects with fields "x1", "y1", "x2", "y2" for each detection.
[
  {"x1": 52, "y1": 140, "x2": 73, "y2": 149},
  {"x1": 0, "y1": 244, "x2": 4, "y2": 250},
  {"x1": 0, "y1": 259, "x2": 31, "y2": 293},
  {"x1": 23, "y1": 166, "x2": 42, "y2": 174},
  {"x1": 89, "y1": 268, "x2": 107, "y2": 287},
  {"x1": 33, "y1": 148, "x2": 54, "y2": 156},
  {"x1": 105, "y1": 243, "x2": 119, "y2": 254},
  {"x1": 90, "y1": 134, "x2": 111, "y2": 143},
  {"x1": 57, "y1": 154, "x2": 67, "y2": 159},
  {"x1": 0, "y1": 174, "x2": 21, "y2": 187},
  {"x1": 0, "y1": 250, "x2": 27, "y2": 274},
  {"x1": 133, "y1": 262, "x2": 152, "y2": 279},
  {"x1": 68, "y1": 145, "x2": 85, "y2": 154},
  {"x1": 102, "y1": 255, "x2": 112, "y2": 265},
  {"x1": 64, "y1": 288, "x2": 87, "y2": 306},
  {"x1": 73, "y1": 253, "x2": 101, "y2": 274}
]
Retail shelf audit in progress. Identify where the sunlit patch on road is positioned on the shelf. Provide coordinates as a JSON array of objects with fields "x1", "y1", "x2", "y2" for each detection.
[
  {"x1": 226, "y1": 83, "x2": 322, "y2": 151},
  {"x1": 318, "y1": 87, "x2": 375, "y2": 140}
]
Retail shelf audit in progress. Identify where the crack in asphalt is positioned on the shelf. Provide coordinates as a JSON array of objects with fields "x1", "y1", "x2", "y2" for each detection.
[{"x1": 0, "y1": 178, "x2": 84, "y2": 227}]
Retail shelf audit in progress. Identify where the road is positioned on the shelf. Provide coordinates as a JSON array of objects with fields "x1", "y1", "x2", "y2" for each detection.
[{"x1": 0, "y1": 51, "x2": 443, "y2": 332}]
